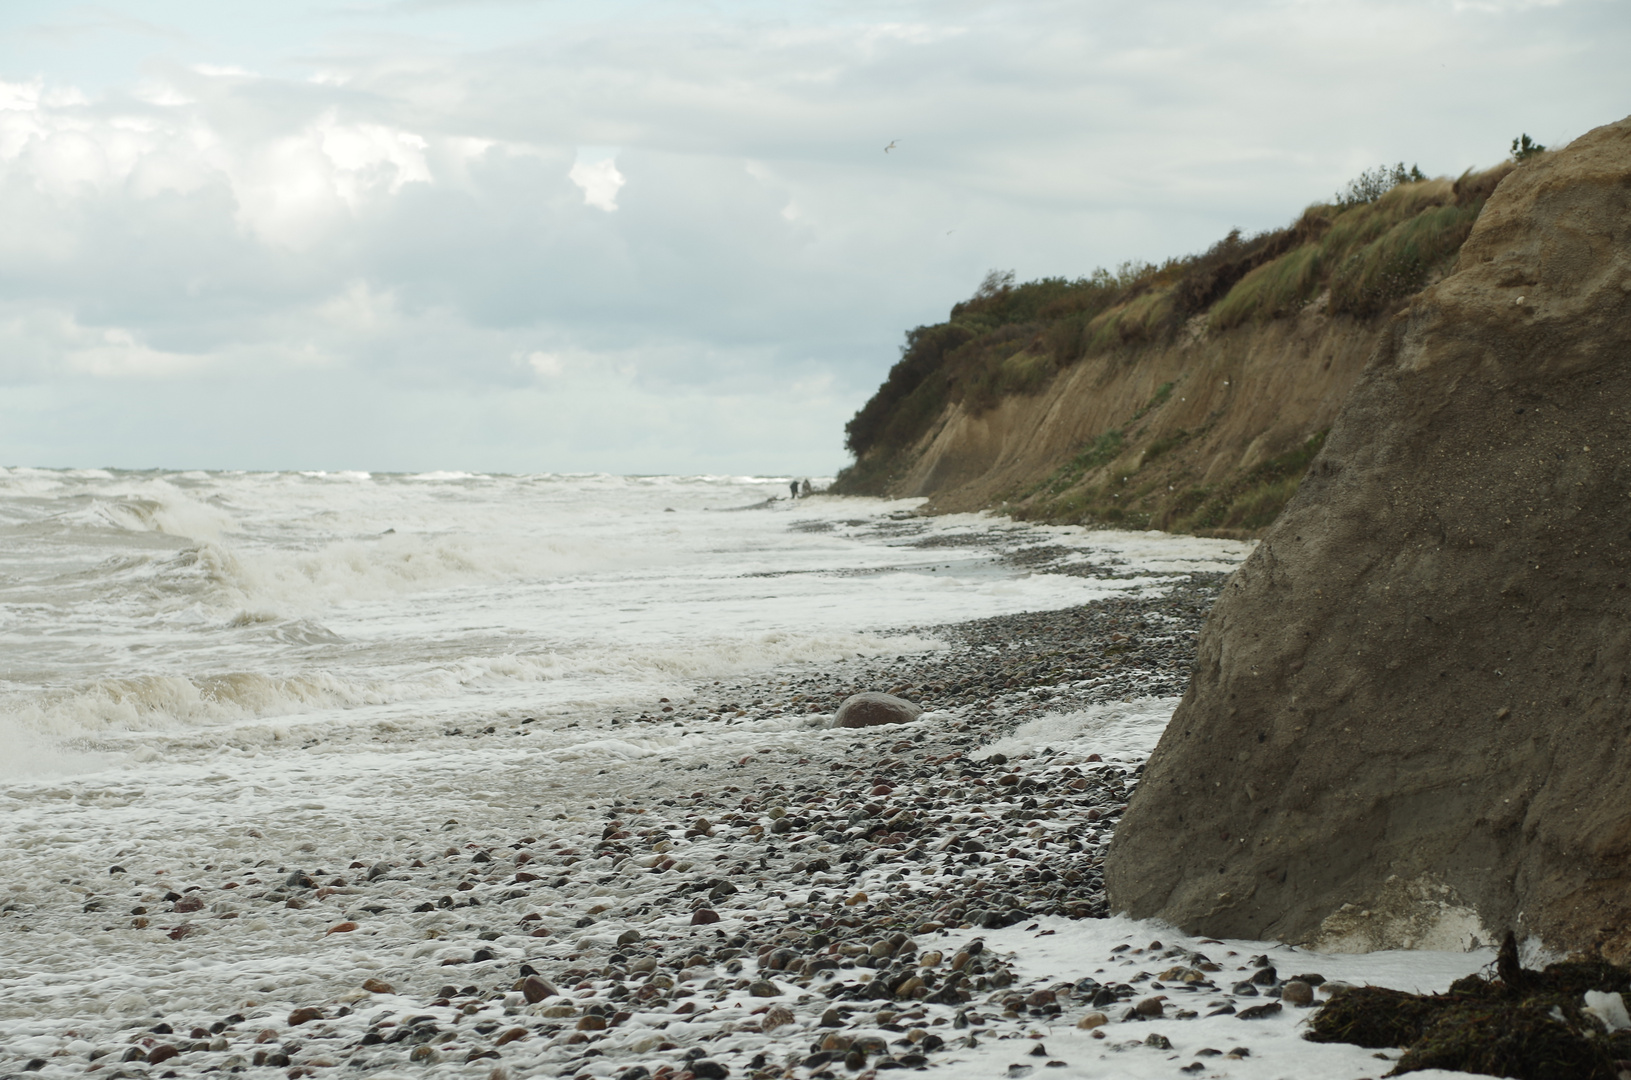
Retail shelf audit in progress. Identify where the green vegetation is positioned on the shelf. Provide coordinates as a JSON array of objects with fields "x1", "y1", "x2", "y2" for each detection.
[
  {"x1": 1163, "y1": 431, "x2": 1328, "y2": 533},
  {"x1": 840, "y1": 269, "x2": 1130, "y2": 461},
  {"x1": 841, "y1": 162, "x2": 1500, "y2": 468},
  {"x1": 1211, "y1": 178, "x2": 1484, "y2": 326},
  {"x1": 1014, "y1": 429, "x2": 1327, "y2": 535},
  {"x1": 1328, "y1": 200, "x2": 1482, "y2": 316},
  {"x1": 1512, "y1": 133, "x2": 1547, "y2": 161},
  {"x1": 1208, "y1": 244, "x2": 1323, "y2": 330},
  {"x1": 1031, "y1": 431, "x2": 1125, "y2": 499},
  {"x1": 834, "y1": 150, "x2": 1524, "y2": 536},
  {"x1": 1334, "y1": 162, "x2": 1426, "y2": 207},
  {"x1": 1130, "y1": 382, "x2": 1173, "y2": 422}
]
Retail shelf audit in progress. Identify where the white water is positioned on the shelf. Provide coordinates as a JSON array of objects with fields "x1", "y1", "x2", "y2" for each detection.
[{"x1": 0, "y1": 469, "x2": 1250, "y2": 776}]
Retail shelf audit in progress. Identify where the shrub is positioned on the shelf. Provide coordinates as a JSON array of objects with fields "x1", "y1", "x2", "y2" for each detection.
[
  {"x1": 843, "y1": 320, "x2": 973, "y2": 456},
  {"x1": 1334, "y1": 161, "x2": 1426, "y2": 208},
  {"x1": 1511, "y1": 133, "x2": 1546, "y2": 161}
]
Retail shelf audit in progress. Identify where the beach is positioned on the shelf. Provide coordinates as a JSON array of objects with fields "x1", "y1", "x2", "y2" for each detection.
[{"x1": 0, "y1": 472, "x2": 1492, "y2": 1080}]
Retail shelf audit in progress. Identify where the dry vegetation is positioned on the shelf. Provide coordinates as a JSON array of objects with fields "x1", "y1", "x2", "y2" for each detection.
[{"x1": 835, "y1": 156, "x2": 1523, "y2": 535}]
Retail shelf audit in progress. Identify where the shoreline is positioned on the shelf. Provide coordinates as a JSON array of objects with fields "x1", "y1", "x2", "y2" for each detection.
[{"x1": 0, "y1": 571, "x2": 1494, "y2": 1080}]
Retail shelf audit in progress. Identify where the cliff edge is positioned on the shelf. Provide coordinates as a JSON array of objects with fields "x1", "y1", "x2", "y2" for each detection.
[
  {"x1": 1104, "y1": 115, "x2": 1631, "y2": 958},
  {"x1": 833, "y1": 165, "x2": 1510, "y2": 536}
]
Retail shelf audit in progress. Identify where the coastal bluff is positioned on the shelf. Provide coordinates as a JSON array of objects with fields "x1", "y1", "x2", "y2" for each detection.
[{"x1": 1104, "y1": 115, "x2": 1631, "y2": 959}]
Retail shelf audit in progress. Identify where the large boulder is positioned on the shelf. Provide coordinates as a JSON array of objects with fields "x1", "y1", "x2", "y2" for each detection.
[
  {"x1": 835, "y1": 692, "x2": 922, "y2": 728},
  {"x1": 1105, "y1": 116, "x2": 1631, "y2": 959}
]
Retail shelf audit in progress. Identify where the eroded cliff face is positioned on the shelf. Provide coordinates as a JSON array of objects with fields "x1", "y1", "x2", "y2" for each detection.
[
  {"x1": 836, "y1": 172, "x2": 1508, "y2": 536},
  {"x1": 1104, "y1": 115, "x2": 1631, "y2": 958},
  {"x1": 891, "y1": 306, "x2": 1386, "y2": 534}
]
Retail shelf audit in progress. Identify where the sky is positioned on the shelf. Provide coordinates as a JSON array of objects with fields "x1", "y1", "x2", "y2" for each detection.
[{"x1": 0, "y1": 0, "x2": 1625, "y2": 475}]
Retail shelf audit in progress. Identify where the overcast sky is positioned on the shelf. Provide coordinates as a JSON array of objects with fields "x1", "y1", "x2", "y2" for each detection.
[{"x1": 0, "y1": 0, "x2": 1625, "y2": 475}]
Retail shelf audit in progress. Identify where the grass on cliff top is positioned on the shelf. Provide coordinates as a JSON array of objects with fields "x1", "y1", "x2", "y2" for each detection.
[{"x1": 836, "y1": 159, "x2": 1513, "y2": 481}]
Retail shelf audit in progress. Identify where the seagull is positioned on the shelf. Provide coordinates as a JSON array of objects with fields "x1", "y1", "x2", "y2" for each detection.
[{"x1": 884, "y1": 140, "x2": 898, "y2": 153}]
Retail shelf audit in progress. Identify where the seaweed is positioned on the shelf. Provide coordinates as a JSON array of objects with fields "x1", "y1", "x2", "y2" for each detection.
[
  {"x1": 1305, "y1": 986, "x2": 1445, "y2": 1048},
  {"x1": 1392, "y1": 999, "x2": 1618, "y2": 1080},
  {"x1": 1305, "y1": 932, "x2": 1631, "y2": 1079}
]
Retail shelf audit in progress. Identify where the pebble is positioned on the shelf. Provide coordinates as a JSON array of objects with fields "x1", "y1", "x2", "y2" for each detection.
[{"x1": 1281, "y1": 979, "x2": 1314, "y2": 1006}]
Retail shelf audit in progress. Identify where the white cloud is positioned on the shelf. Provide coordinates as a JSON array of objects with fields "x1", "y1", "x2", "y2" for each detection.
[
  {"x1": 191, "y1": 64, "x2": 257, "y2": 78},
  {"x1": 0, "y1": 309, "x2": 207, "y2": 380},
  {"x1": 0, "y1": 0, "x2": 1624, "y2": 472},
  {"x1": 317, "y1": 281, "x2": 399, "y2": 335},
  {"x1": 526, "y1": 351, "x2": 564, "y2": 377},
  {"x1": 568, "y1": 152, "x2": 625, "y2": 212}
]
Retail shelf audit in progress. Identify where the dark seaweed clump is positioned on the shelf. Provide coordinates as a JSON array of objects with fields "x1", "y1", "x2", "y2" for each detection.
[{"x1": 1306, "y1": 933, "x2": 1631, "y2": 1079}]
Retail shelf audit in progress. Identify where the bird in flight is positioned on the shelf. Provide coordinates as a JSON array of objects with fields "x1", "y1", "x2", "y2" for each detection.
[{"x1": 884, "y1": 140, "x2": 898, "y2": 153}]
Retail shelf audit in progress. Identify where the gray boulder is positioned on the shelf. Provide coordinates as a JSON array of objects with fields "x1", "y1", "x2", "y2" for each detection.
[
  {"x1": 1105, "y1": 114, "x2": 1631, "y2": 961},
  {"x1": 835, "y1": 692, "x2": 922, "y2": 728}
]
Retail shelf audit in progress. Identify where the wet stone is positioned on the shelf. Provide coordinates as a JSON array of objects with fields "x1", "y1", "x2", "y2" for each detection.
[{"x1": 1281, "y1": 979, "x2": 1314, "y2": 1006}]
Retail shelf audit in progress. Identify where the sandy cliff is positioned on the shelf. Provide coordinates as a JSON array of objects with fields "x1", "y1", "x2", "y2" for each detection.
[
  {"x1": 893, "y1": 308, "x2": 1383, "y2": 533},
  {"x1": 836, "y1": 171, "x2": 1508, "y2": 537},
  {"x1": 1104, "y1": 115, "x2": 1631, "y2": 959}
]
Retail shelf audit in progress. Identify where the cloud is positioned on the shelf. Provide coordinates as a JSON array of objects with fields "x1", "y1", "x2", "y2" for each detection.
[
  {"x1": 525, "y1": 350, "x2": 564, "y2": 376},
  {"x1": 0, "y1": 0, "x2": 1626, "y2": 473},
  {"x1": 568, "y1": 149, "x2": 625, "y2": 211}
]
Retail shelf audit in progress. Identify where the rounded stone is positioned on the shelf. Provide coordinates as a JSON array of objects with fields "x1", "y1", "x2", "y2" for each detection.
[{"x1": 835, "y1": 692, "x2": 923, "y2": 729}]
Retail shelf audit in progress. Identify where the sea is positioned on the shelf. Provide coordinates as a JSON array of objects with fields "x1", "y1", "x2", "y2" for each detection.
[{"x1": 0, "y1": 468, "x2": 1248, "y2": 778}]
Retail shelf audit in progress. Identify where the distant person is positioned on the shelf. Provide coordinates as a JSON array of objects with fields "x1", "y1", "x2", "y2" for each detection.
[
  {"x1": 789, "y1": 480, "x2": 799, "y2": 499},
  {"x1": 800, "y1": 479, "x2": 813, "y2": 497}
]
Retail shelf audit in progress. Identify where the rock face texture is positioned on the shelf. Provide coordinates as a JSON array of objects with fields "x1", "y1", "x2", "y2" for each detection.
[{"x1": 1105, "y1": 116, "x2": 1631, "y2": 959}]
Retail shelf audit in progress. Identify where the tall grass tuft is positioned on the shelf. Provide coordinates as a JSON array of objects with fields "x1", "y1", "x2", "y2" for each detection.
[
  {"x1": 1209, "y1": 245, "x2": 1324, "y2": 330},
  {"x1": 1084, "y1": 289, "x2": 1175, "y2": 351},
  {"x1": 1329, "y1": 201, "x2": 1481, "y2": 317}
]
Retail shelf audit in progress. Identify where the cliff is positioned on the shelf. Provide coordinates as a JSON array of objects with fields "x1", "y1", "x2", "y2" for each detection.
[
  {"x1": 834, "y1": 164, "x2": 1514, "y2": 536},
  {"x1": 1103, "y1": 114, "x2": 1631, "y2": 959}
]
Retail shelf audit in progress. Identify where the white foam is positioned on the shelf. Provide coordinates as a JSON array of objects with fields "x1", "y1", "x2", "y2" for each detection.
[
  {"x1": 926, "y1": 915, "x2": 1497, "y2": 1080},
  {"x1": 972, "y1": 696, "x2": 1180, "y2": 763},
  {"x1": 0, "y1": 471, "x2": 1251, "y2": 770}
]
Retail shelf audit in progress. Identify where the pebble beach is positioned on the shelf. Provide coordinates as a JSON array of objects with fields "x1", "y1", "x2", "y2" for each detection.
[
  {"x1": 0, "y1": 476, "x2": 1496, "y2": 1080},
  {"x1": 2, "y1": 569, "x2": 1497, "y2": 1080}
]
